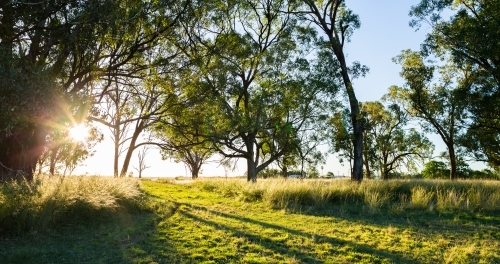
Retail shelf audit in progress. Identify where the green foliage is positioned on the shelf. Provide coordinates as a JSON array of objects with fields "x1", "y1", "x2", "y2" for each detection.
[
  {"x1": 259, "y1": 168, "x2": 282, "y2": 179},
  {"x1": 409, "y1": 0, "x2": 500, "y2": 173},
  {"x1": 361, "y1": 101, "x2": 434, "y2": 179},
  {"x1": 307, "y1": 166, "x2": 320, "y2": 178},
  {"x1": 165, "y1": 1, "x2": 340, "y2": 182},
  {"x1": 422, "y1": 160, "x2": 450, "y2": 179},
  {"x1": 328, "y1": 108, "x2": 354, "y2": 165},
  {"x1": 0, "y1": 175, "x2": 144, "y2": 235},
  {"x1": 389, "y1": 50, "x2": 467, "y2": 179},
  {"x1": 37, "y1": 123, "x2": 103, "y2": 176},
  {"x1": 422, "y1": 159, "x2": 499, "y2": 180},
  {"x1": 470, "y1": 169, "x2": 500, "y2": 180},
  {"x1": 0, "y1": 0, "x2": 190, "y2": 178}
]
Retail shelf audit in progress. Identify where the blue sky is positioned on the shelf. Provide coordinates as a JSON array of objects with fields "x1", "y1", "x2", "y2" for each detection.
[
  {"x1": 344, "y1": 0, "x2": 430, "y2": 102},
  {"x1": 74, "y1": 0, "x2": 460, "y2": 177}
]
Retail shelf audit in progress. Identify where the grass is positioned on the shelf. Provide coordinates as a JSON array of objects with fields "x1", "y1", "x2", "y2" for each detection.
[
  {"x1": 0, "y1": 175, "x2": 144, "y2": 235},
  {"x1": 1, "y1": 177, "x2": 500, "y2": 263},
  {"x1": 194, "y1": 178, "x2": 500, "y2": 213}
]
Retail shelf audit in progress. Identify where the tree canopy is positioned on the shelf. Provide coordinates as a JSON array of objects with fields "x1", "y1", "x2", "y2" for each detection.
[{"x1": 1, "y1": 0, "x2": 499, "y2": 182}]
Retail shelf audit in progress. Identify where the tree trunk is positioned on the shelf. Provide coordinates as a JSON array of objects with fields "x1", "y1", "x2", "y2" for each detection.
[
  {"x1": 49, "y1": 148, "x2": 57, "y2": 176},
  {"x1": 382, "y1": 167, "x2": 389, "y2": 180},
  {"x1": 282, "y1": 165, "x2": 288, "y2": 178},
  {"x1": 381, "y1": 155, "x2": 389, "y2": 180},
  {"x1": 330, "y1": 44, "x2": 363, "y2": 182},
  {"x1": 448, "y1": 144, "x2": 457, "y2": 180},
  {"x1": 363, "y1": 152, "x2": 371, "y2": 179},
  {"x1": 113, "y1": 123, "x2": 120, "y2": 177},
  {"x1": 0, "y1": 2, "x2": 14, "y2": 53},
  {"x1": 191, "y1": 165, "x2": 200, "y2": 179},
  {"x1": 247, "y1": 158, "x2": 257, "y2": 182},
  {"x1": 120, "y1": 127, "x2": 142, "y2": 177},
  {"x1": 243, "y1": 135, "x2": 259, "y2": 182},
  {"x1": 0, "y1": 126, "x2": 46, "y2": 182}
]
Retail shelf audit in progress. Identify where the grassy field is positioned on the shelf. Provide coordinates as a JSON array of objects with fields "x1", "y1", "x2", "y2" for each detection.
[{"x1": 1, "y1": 177, "x2": 500, "y2": 263}]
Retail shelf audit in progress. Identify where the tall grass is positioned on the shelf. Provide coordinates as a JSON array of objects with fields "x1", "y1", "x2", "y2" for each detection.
[
  {"x1": 0, "y1": 175, "x2": 144, "y2": 235},
  {"x1": 191, "y1": 178, "x2": 500, "y2": 213}
]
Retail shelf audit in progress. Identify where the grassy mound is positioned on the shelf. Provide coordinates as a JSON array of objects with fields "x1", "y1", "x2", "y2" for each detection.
[
  {"x1": 191, "y1": 178, "x2": 500, "y2": 213},
  {"x1": 0, "y1": 175, "x2": 144, "y2": 235}
]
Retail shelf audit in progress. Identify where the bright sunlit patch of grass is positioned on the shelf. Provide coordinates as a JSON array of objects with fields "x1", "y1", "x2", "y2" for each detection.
[
  {"x1": 0, "y1": 175, "x2": 144, "y2": 235},
  {"x1": 2, "y1": 178, "x2": 500, "y2": 263},
  {"x1": 135, "y1": 179, "x2": 500, "y2": 263},
  {"x1": 189, "y1": 178, "x2": 500, "y2": 213}
]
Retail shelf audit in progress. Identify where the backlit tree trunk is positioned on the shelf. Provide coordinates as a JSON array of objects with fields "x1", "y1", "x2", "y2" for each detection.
[
  {"x1": 0, "y1": 125, "x2": 47, "y2": 181},
  {"x1": 448, "y1": 143, "x2": 457, "y2": 180}
]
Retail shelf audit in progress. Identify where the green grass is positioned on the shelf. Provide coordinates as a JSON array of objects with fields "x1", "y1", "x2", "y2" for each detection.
[{"x1": 1, "y1": 177, "x2": 500, "y2": 263}]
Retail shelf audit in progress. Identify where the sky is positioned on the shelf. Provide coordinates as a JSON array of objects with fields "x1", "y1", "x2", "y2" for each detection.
[{"x1": 73, "y1": 0, "x2": 466, "y2": 177}]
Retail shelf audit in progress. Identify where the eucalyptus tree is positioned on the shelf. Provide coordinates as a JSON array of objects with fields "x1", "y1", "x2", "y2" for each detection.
[
  {"x1": 361, "y1": 101, "x2": 434, "y2": 180},
  {"x1": 275, "y1": 126, "x2": 326, "y2": 179},
  {"x1": 90, "y1": 69, "x2": 188, "y2": 177},
  {"x1": 36, "y1": 123, "x2": 102, "y2": 176},
  {"x1": 293, "y1": 0, "x2": 368, "y2": 181},
  {"x1": 263, "y1": 49, "x2": 337, "y2": 179},
  {"x1": 328, "y1": 108, "x2": 354, "y2": 176},
  {"x1": 409, "y1": 0, "x2": 500, "y2": 169},
  {"x1": 388, "y1": 50, "x2": 467, "y2": 180},
  {"x1": 170, "y1": 0, "x2": 340, "y2": 182},
  {"x1": 0, "y1": 0, "x2": 190, "y2": 180},
  {"x1": 154, "y1": 114, "x2": 216, "y2": 179}
]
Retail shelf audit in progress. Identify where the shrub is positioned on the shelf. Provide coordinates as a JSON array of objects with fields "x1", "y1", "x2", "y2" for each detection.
[{"x1": 0, "y1": 175, "x2": 144, "y2": 235}]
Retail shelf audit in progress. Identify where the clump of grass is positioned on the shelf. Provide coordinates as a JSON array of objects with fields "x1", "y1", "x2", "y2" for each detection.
[
  {"x1": 0, "y1": 175, "x2": 144, "y2": 235},
  {"x1": 410, "y1": 186, "x2": 434, "y2": 210},
  {"x1": 189, "y1": 178, "x2": 500, "y2": 214}
]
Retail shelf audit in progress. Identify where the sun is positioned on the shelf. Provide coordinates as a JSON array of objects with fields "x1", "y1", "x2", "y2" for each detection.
[{"x1": 69, "y1": 124, "x2": 89, "y2": 142}]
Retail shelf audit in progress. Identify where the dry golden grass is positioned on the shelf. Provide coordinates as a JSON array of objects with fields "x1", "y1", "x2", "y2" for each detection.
[{"x1": 0, "y1": 175, "x2": 143, "y2": 235}]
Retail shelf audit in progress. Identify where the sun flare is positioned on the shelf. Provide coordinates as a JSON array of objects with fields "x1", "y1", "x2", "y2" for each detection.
[{"x1": 69, "y1": 124, "x2": 89, "y2": 142}]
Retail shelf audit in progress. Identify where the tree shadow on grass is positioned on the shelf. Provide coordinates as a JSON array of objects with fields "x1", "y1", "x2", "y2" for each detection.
[
  {"x1": 180, "y1": 210, "x2": 323, "y2": 263},
  {"x1": 291, "y1": 203, "x2": 500, "y2": 240},
  {"x1": 179, "y1": 202, "x2": 418, "y2": 264},
  {"x1": 0, "y1": 211, "x2": 182, "y2": 264}
]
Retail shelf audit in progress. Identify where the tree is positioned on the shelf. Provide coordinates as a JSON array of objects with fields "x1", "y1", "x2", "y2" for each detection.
[
  {"x1": 388, "y1": 50, "x2": 466, "y2": 180},
  {"x1": 361, "y1": 101, "x2": 434, "y2": 180},
  {"x1": 45, "y1": 124, "x2": 103, "y2": 176},
  {"x1": 133, "y1": 147, "x2": 151, "y2": 178},
  {"x1": 470, "y1": 168, "x2": 500, "y2": 180},
  {"x1": 259, "y1": 168, "x2": 282, "y2": 179},
  {"x1": 89, "y1": 73, "x2": 183, "y2": 177},
  {"x1": 328, "y1": 108, "x2": 354, "y2": 176},
  {"x1": 0, "y1": 0, "x2": 190, "y2": 181},
  {"x1": 39, "y1": 123, "x2": 102, "y2": 176},
  {"x1": 421, "y1": 160, "x2": 449, "y2": 179},
  {"x1": 171, "y1": 0, "x2": 339, "y2": 182},
  {"x1": 307, "y1": 166, "x2": 320, "y2": 178},
  {"x1": 409, "y1": 0, "x2": 500, "y2": 171},
  {"x1": 295, "y1": 0, "x2": 368, "y2": 181},
  {"x1": 155, "y1": 124, "x2": 215, "y2": 179}
]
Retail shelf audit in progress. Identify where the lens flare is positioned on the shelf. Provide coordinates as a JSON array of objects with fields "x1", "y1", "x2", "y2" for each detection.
[{"x1": 69, "y1": 124, "x2": 89, "y2": 142}]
